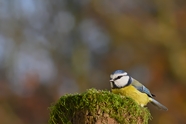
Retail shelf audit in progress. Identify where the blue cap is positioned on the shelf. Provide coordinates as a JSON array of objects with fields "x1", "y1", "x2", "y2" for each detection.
[{"x1": 112, "y1": 70, "x2": 126, "y2": 74}]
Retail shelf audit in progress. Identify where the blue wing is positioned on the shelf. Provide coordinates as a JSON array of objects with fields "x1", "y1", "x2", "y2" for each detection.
[{"x1": 131, "y1": 79, "x2": 155, "y2": 97}]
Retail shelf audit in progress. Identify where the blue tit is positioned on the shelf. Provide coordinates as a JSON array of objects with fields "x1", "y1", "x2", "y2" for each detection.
[{"x1": 110, "y1": 70, "x2": 168, "y2": 111}]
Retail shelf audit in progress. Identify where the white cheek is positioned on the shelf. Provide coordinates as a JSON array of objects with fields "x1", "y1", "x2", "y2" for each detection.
[
  {"x1": 115, "y1": 76, "x2": 129, "y2": 87},
  {"x1": 121, "y1": 76, "x2": 129, "y2": 84}
]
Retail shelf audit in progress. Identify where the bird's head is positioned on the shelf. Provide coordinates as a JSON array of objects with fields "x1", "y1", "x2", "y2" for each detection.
[{"x1": 110, "y1": 70, "x2": 131, "y2": 89}]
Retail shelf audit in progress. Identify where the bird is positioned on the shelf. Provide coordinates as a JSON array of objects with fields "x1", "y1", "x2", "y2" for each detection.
[{"x1": 110, "y1": 70, "x2": 168, "y2": 111}]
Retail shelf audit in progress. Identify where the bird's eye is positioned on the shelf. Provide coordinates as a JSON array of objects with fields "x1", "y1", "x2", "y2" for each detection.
[{"x1": 115, "y1": 76, "x2": 123, "y2": 80}]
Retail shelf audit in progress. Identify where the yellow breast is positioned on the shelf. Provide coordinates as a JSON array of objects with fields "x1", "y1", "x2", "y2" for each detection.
[{"x1": 111, "y1": 85, "x2": 150, "y2": 107}]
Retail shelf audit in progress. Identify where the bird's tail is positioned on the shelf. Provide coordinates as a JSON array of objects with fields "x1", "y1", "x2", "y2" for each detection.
[{"x1": 149, "y1": 98, "x2": 168, "y2": 111}]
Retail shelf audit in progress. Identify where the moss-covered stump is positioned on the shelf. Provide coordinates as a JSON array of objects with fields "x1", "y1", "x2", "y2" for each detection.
[{"x1": 49, "y1": 88, "x2": 151, "y2": 124}]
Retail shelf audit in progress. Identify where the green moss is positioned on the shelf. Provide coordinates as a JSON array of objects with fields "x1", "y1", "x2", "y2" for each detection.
[{"x1": 49, "y1": 88, "x2": 152, "y2": 124}]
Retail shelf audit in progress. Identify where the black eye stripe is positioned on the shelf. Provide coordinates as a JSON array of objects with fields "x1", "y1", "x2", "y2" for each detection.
[{"x1": 114, "y1": 76, "x2": 123, "y2": 80}]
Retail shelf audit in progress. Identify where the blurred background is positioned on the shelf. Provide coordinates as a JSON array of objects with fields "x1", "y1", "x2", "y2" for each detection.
[{"x1": 0, "y1": 0, "x2": 186, "y2": 124}]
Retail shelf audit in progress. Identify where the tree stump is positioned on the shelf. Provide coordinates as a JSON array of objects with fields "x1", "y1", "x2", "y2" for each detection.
[{"x1": 49, "y1": 89, "x2": 151, "y2": 124}]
